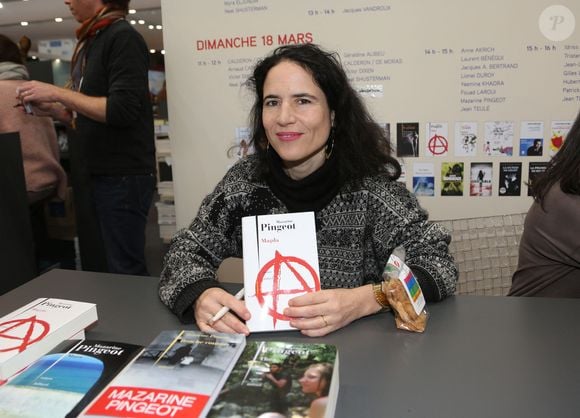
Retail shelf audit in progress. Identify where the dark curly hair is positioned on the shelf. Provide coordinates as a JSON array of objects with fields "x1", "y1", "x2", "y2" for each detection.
[
  {"x1": 0, "y1": 34, "x2": 24, "y2": 65},
  {"x1": 531, "y1": 109, "x2": 580, "y2": 205},
  {"x1": 246, "y1": 43, "x2": 400, "y2": 185}
]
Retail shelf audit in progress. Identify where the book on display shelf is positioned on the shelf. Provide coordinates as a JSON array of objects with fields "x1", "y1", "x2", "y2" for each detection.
[
  {"x1": 242, "y1": 211, "x2": 321, "y2": 332},
  {"x1": 0, "y1": 298, "x2": 98, "y2": 381},
  {"x1": 79, "y1": 330, "x2": 246, "y2": 418},
  {"x1": 208, "y1": 340, "x2": 339, "y2": 418},
  {"x1": 0, "y1": 339, "x2": 142, "y2": 418}
]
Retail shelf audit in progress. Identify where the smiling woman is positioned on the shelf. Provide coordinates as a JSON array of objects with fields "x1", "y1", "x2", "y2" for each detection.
[{"x1": 159, "y1": 43, "x2": 458, "y2": 338}]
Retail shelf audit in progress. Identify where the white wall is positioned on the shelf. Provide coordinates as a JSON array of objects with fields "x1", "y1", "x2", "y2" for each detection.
[{"x1": 161, "y1": 0, "x2": 579, "y2": 226}]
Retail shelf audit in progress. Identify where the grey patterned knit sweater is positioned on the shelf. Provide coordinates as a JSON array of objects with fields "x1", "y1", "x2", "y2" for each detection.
[{"x1": 159, "y1": 155, "x2": 458, "y2": 323}]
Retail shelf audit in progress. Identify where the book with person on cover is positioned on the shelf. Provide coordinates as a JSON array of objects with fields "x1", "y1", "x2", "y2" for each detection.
[
  {"x1": 242, "y1": 212, "x2": 321, "y2": 332},
  {"x1": 0, "y1": 339, "x2": 142, "y2": 418},
  {"x1": 80, "y1": 330, "x2": 246, "y2": 418},
  {"x1": 208, "y1": 340, "x2": 339, "y2": 418},
  {"x1": 0, "y1": 298, "x2": 98, "y2": 380}
]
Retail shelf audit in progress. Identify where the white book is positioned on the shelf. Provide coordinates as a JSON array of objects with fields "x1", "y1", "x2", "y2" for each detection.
[
  {"x1": 242, "y1": 211, "x2": 321, "y2": 332},
  {"x1": 0, "y1": 298, "x2": 98, "y2": 380}
]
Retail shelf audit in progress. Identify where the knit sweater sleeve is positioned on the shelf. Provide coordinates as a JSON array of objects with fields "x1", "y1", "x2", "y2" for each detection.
[
  {"x1": 158, "y1": 157, "x2": 280, "y2": 322},
  {"x1": 370, "y1": 179, "x2": 458, "y2": 302}
]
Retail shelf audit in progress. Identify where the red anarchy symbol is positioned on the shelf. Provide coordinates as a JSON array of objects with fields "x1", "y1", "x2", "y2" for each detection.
[
  {"x1": 0, "y1": 316, "x2": 50, "y2": 353},
  {"x1": 428, "y1": 134, "x2": 448, "y2": 155},
  {"x1": 256, "y1": 250, "x2": 320, "y2": 328}
]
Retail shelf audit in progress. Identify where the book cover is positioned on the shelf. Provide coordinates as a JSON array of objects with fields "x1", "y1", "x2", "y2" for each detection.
[
  {"x1": 80, "y1": 330, "x2": 246, "y2": 418},
  {"x1": 440, "y1": 162, "x2": 464, "y2": 196},
  {"x1": 425, "y1": 122, "x2": 449, "y2": 157},
  {"x1": 0, "y1": 298, "x2": 98, "y2": 380},
  {"x1": 499, "y1": 162, "x2": 522, "y2": 196},
  {"x1": 484, "y1": 121, "x2": 514, "y2": 156},
  {"x1": 242, "y1": 212, "x2": 321, "y2": 332},
  {"x1": 527, "y1": 162, "x2": 549, "y2": 196},
  {"x1": 412, "y1": 163, "x2": 435, "y2": 196},
  {"x1": 396, "y1": 122, "x2": 420, "y2": 157},
  {"x1": 454, "y1": 121, "x2": 477, "y2": 156},
  {"x1": 549, "y1": 120, "x2": 572, "y2": 156},
  {"x1": 207, "y1": 340, "x2": 339, "y2": 418},
  {"x1": 469, "y1": 162, "x2": 493, "y2": 197},
  {"x1": 519, "y1": 121, "x2": 544, "y2": 156},
  {"x1": 0, "y1": 339, "x2": 142, "y2": 418}
]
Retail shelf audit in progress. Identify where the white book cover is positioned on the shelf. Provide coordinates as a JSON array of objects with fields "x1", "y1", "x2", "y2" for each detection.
[
  {"x1": 0, "y1": 298, "x2": 98, "y2": 380},
  {"x1": 242, "y1": 212, "x2": 321, "y2": 332}
]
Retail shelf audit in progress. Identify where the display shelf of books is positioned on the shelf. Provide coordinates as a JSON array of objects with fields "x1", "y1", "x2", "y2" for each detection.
[{"x1": 154, "y1": 120, "x2": 177, "y2": 243}]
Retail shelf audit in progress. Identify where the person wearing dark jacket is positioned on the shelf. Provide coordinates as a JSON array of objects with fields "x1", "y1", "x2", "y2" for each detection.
[{"x1": 17, "y1": 0, "x2": 155, "y2": 276}]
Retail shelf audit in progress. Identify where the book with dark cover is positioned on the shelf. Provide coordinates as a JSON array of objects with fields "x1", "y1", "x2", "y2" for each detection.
[
  {"x1": 208, "y1": 341, "x2": 339, "y2": 418},
  {"x1": 527, "y1": 162, "x2": 549, "y2": 196},
  {"x1": 499, "y1": 162, "x2": 522, "y2": 196},
  {"x1": 0, "y1": 339, "x2": 142, "y2": 418},
  {"x1": 396, "y1": 122, "x2": 420, "y2": 157}
]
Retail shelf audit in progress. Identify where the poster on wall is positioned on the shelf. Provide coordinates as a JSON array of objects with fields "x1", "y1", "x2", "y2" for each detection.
[
  {"x1": 162, "y1": 0, "x2": 580, "y2": 223},
  {"x1": 454, "y1": 122, "x2": 478, "y2": 157},
  {"x1": 470, "y1": 162, "x2": 493, "y2": 197},
  {"x1": 397, "y1": 122, "x2": 420, "y2": 158},
  {"x1": 412, "y1": 163, "x2": 435, "y2": 196},
  {"x1": 499, "y1": 162, "x2": 522, "y2": 196},
  {"x1": 441, "y1": 162, "x2": 464, "y2": 196},
  {"x1": 527, "y1": 162, "x2": 549, "y2": 196},
  {"x1": 519, "y1": 121, "x2": 544, "y2": 156},
  {"x1": 484, "y1": 121, "x2": 514, "y2": 157}
]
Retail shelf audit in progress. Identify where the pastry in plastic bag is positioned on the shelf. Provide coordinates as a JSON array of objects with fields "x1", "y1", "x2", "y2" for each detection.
[{"x1": 382, "y1": 248, "x2": 428, "y2": 333}]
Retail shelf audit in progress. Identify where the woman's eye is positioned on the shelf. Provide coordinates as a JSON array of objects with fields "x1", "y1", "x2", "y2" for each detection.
[
  {"x1": 297, "y1": 98, "x2": 311, "y2": 105},
  {"x1": 264, "y1": 99, "x2": 278, "y2": 107}
]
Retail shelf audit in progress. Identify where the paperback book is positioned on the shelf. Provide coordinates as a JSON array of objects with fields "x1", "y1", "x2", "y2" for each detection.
[
  {"x1": 0, "y1": 298, "x2": 98, "y2": 380},
  {"x1": 207, "y1": 340, "x2": 339, "y2": 418},
  {"x1": 0, "y1": 339, "x2": 142, "y2": 418},
  {"x1": 242, "y1": 212, "x2": 321, "y2": 332},
  {"x1": 80, "y1": 330, "x2": 246, "y2": 418}
]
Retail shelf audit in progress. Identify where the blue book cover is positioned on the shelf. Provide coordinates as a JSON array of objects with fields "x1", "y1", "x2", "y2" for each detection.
[{"x1": 0, "y1": 339, "x2": 142, "y2": 418}]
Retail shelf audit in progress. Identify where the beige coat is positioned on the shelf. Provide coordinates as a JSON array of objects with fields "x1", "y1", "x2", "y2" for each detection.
[{"x1": 0, "y1": 79, "x2": 67, "y2": 200}]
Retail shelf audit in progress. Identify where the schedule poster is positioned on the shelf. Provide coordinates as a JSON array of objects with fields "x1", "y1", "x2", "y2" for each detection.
[{"x1": 162, "y1": 0, "x2": 580, "y2": 223}]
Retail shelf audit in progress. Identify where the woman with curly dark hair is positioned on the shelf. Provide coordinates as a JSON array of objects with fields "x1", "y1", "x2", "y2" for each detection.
[
  {"x1": 509, "y1": 110, "x2": 580, "y2": 296},
  {"x1": 159, "y1": 44, "x2": 457, "y2": 336}
]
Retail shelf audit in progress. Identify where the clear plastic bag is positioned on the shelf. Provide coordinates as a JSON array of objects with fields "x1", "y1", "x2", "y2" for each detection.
[{"x1": 381, "y1": 247, "x2": 429, "y2": 333}]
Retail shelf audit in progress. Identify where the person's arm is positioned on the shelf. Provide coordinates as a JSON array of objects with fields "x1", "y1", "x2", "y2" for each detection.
[
  {"x1": 158, "y1": 169, "x2": 251, "y2": 334},
  {"x1": 286, "y1": 179, "x2": 457, "y2": 337},
  {"x1": 17, "y1": 81, "x2": 107, "y2": 123},
  {"x1": 360, "y1": 180, "x2": 457, "y2": 303}
]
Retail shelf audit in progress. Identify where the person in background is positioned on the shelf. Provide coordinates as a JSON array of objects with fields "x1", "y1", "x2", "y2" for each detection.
[
  {"x1": 0, "y1": 34, "x2": 67, "y2": 203},
  {"x1": 298, "y1": 363, "x2": 333, "y2": 418},
  {"x1": 16, "y1": 0, "x2": 156, "y2": 276},
  {"x1": 159, "y1": 43, "x2": 457, "y2": 336},
  {"x1": 263, "y1": 363, "x2": 292, "y2": 415},
  {"x1": 509, "y1": 110, "x2": 580, "y2": 296}
]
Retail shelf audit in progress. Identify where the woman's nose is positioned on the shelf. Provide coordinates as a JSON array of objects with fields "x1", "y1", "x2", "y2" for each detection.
[{"x1": 277, "y1": 102, "x2": 295, "y2": 125}]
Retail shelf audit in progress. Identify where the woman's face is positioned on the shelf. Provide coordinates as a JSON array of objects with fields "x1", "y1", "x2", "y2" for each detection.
[
  {"x1": 299, "y1": 366, "x2": 324, "y2": 395},
  {"x1": 262, "y1": 60, "x2": 333, "y2": 180}
]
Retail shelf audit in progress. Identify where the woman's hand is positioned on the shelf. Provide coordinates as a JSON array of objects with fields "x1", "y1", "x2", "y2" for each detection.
[
  {"x1": 195, "y1": 288, "x2": 251, "y2": 335},
  {"x1": 284, "y1": 285, "x2": 381, "y2": 337}
]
